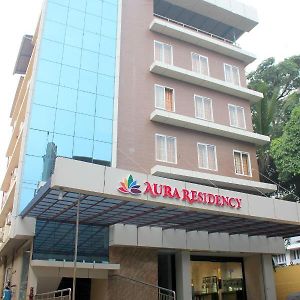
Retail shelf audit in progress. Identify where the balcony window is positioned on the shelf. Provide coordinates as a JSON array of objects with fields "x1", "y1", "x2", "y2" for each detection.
[
  {"x1": 155, "y1": 84, "x2": 175, "y2": 112},
  {"x1": 274, "y1": 254, "x2": 286, "y2": 265},
  {"x1": 154, "y1": 41, "x2": 173, "y2": 65},
  {"x1": 194, "y1": 95, "x2": 213, "y2": 121},
  {"x1": 197, "y1": 143, "x2": 217, "y2": 171},
  {"x1": 291, "y1": 250, "x2": 300, "y2": 261},
  {"x1": 224, "y1": 64, "x2": 240, "y2": 86},
  {"x1": 228, "y1": 104, "x2": 246, "y2": 129},
  {"x1": 192, "y1": 53, "x2": 209, "y2": 76},
  {"x1": 155, "y1": 134, "x2": 177, "y2": 164},
  {"x1": 233, "y1": 150, "x2": 251, "y2": 176}
]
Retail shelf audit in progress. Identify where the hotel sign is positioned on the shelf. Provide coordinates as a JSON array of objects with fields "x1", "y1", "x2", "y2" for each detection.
[{"x1": 118, "y1": 175, "x2": 242, "y2": 209}]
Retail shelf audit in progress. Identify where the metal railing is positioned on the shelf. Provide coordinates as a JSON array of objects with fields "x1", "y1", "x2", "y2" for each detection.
[
  {"x1": 34, "y1": 288, "x2": 71, "y2": 300},
  {"x1": 111, "y1": 274, "x2": 176, "y2": 300},
  {"x1": 153, "y1": 13, "x2": 240, "y2": 47}
]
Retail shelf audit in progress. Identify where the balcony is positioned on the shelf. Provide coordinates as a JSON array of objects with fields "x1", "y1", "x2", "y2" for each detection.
[
  {"x1": 151, "y1": 165, "x2": 277, "y2": 194},
  {"x1": 150, "y1": 61, "x2": 263, "y2": 103},
  {"x1": 150, "y1": 17, "x2": 256, "y2": 64},
  {"x1": 150, "y1": 109, "x2": 270, "y2": 146},
  {"x1": 1, "y1": 125, "x2": 23, "y2": 192},
  {"x1": 0, "y1": 173, "x2": 17, "y2": 227}
]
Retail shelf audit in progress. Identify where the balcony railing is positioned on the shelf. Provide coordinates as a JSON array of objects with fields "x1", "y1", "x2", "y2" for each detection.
[{"x1": 153, "y1": 13, "x2": 239, "y2": 47}]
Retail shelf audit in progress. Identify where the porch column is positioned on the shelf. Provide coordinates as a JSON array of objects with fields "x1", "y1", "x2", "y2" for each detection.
[
  {"x1": 262, "y1": 254, "x2": 277, "y2": 300},
  {"x1": 175, "y1": 251, "x2": 192, "y2": 300}
]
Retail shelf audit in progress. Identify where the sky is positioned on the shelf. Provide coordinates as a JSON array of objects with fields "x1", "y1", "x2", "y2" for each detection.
[{"x1": 0, "y1": 0, "x2": 299, "y2": 184}]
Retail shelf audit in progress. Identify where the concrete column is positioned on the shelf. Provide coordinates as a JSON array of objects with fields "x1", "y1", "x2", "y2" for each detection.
[
  {"x1": 175, "y1": 251, "x2": 192, "y2": 300},
  {"x1": 261, "y1": 254, "x2": 277, "y2": 300}
]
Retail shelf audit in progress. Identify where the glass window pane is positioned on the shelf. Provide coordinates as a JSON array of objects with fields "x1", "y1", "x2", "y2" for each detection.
[
  {"x1": 164, "y1": 44, "x2": 172, "y2": 65},
  {"x1": 204, "y1": 98, "x2": 213, "y2": 121},
  {"x1": 97, "y1": 75, "x2": 115, "y2": 97},
  {"x1": 166, "y1": 137, "x2": 176, "y2": 163},
  {"x1": 43, "y1": 20, "x2": 66, "y2": 43},
  {"x1": 67, "y1": 9, "x2": 85, "y2": 29},
  {"x1": 23, "y1": 155, "x2": 44, "y2": 184},
  {"x1": 165, "y1": 88, "x2": 174, "y2": 112},
  {"x1": 47, "y1": 2, "x2": 68, "y2": 24},
  {"x1": 77, "y1": 91, "x2": 96, "y2": 115},
  {"x1": 224, "y1": 64, "x2": 232, "y2": 83},
  {"x1": 207, "y1": 145, "x2": 216, "y2": 170},
  {"x1": 93, "y1": 141, "x2": 112, "y2": 162},
  {"x1": 102, "y1": 2, "x2": 118, "y2": 22},
  {"x1": 229, "y1": 105, "x2": 237, "y2": 127},
  {"x1": 65, "y1": 27, "x2": 83, "y2": 48},
  {"x1": 100, "y1": 36, "x2": 116, "y2": 57},
  {"x1": 101, "y1": 19, "x2": 117, "y2": 38},
  {"x1": 52, "y1": 133, "x2": 74, "y2": 157},
  {"x1": 242, "y1": 153, "x2": 250, "y2": 175},
  {"x1": 85, "y1": 14, "x2": 102, "y2": 34},
  {"x1": 155, "y1": 85, "x2": 165, "y2": 109},
  {"x1": 86, "y1": 0, "x2": 102, "y2": 16},
  {"x1": 36, "y1": 60, "x2": 61, "y2": 85},
  {"x1": 200, "y1": 56, "x2": 209, "y2": 75},
  {"x1": 83, "y1": 32, "x2": 100, "y2": 52},
  {"x1": 79, "y1": 70, "x2": 98, "y2": 93},
  {"x1": 54, "y1": 109, "x2": 75, "y2": 135},
  {"x1": 81, "y1": 50, "x2": 98, "y2": 72},
  {"x1": 26, "y1": 129, "x2": 52, "y2": 157},
  {"x1": 192, "y1": 53, "x2": 200, "y2": 73},
  {"x1": 95, "y1": 95, "x2": 113, "y2": 119},
  {"x1": 155, "y1": 42, "x2": 163, "y2": 62},
  {"x1": 60, "y1": 65, "x2": 80, "y2": 89},
  {"x1": 198, "y1": 144, "x2": 207, "y2": 169},
  {"x1": 49, "y1": 0, "x2": 69, "y2": 7},
  {"x1": 73, "y1": 137, "x2": 93, "y2": 158},
  {"x1": 234, "y1": 152, "x2": 242, "y2": 174},
  {"x1": 237, "y1": 107, "x2": 245, "y2": 128},
  {"x1": 30, "y1": 104, "x2": 56, "y2": 132},
  {"x1": 94, "y1": 118, "x2": 113, "y2": 142},
  {"x1": 69, "y1": 0, "x2": 86, "y2": 12},
  {"x1": 33, "y1": 81, "x2": 58, "y2": 108},
  {"x1": 75, "y1": 114, "x2": 94, "y2": 139},
  {"x1": 232, "y1": 66, "x2": 240, "y2": 85},
  {"x1": 195, "y1": 96, "x2": 204, "y2": 119},
  {"x1": 62, "y1": 45, "x2": 82, "y2": 68},
  {"x1": 57, "y1": 86, "x2": 77, "y2": 112},
  {"x1": 156, "y1": 135, "x2": 166, "y2": 161},
  {"x1": 98, "y1": 55, "x2": 115, "y2": 76},
  {"x1": 40, "y1": 39, "x2": 63, "y2": 63}
]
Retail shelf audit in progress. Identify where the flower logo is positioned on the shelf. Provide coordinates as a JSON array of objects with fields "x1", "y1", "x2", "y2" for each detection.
[{"x1": 118, "y1": 175, "x2": 142, "y2": 195}]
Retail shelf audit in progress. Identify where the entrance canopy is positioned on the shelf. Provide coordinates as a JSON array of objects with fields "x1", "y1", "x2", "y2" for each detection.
[{"x1": 21, "y1": 158, "x2": 300, "y2": 238}]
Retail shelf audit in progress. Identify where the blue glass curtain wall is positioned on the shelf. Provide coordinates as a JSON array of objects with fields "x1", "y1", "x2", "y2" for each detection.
[{"x1": 19, "y1": 0, "x2": 118, "y2": 212}]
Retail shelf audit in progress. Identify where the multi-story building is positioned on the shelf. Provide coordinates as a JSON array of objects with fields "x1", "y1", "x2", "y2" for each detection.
[{"x1": 1, "y1": 0, "x2": 300, "y2": 299}]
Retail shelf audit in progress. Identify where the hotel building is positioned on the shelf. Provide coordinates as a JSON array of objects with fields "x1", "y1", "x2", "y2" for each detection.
[{"x1": 1, "y1": 0, "x2": 300, "y2": 299}]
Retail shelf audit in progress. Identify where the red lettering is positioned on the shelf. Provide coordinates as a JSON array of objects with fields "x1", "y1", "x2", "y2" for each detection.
[
  {"x1": 228, "y1": 197, "x2": 236, "y2": 208},
  {"x1": 207, "y1": 194, "x2": 216, "y2": 205},
  {"x1": 182, "y1": 189, "x2": 191, "y2": 202},
  {"x1": 203, "y1": 193, "x2": 208, "y2": 203},
  {"x1": 197, "y1": 192, "x2": 204, "y2": 203},
  {"x1": 163, "y1": 185, "x2": 174, "y2": 198},
  {"x1": 215, "y1": 195, "x2": 222, "y2": 206},
  {"x1": 172, "y1": 188, "x2": 181, "y2": 199},
  {"x1": 144, "y1": 182, "x2": 156, "y2": 197},
  {"x1": 153, "y1": 184, "x2": 163, "y2": 196},
  {"x1": 235, "y1": 198, "x2": 242, "y2": 209},
  {"x1": 191, "y1": 191, "x2": 198, "y2": 203},
  {"x1": 221, "y1": 196, "x2": 229, "y2": 207}
]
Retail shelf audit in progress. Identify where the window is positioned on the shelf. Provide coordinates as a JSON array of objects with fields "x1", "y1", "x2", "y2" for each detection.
[
  {"x1": 194, "y1": 95, "x2": 213, "y2": 121},
  {"x1": 192, "y1": 53, "x2": 209, "y2": 76},
  {"x1": 154, "y1": 41, "x2": 173, "y2": 65},
  {"x1": 155, "y1": 85, "x2": 175, "y2": 112},
  {"x1": 274, "y1": 254, "x2": 286, "y2": 265},
  {"x1": 224, "y1": 64, "x2": 240, "y2": 86},
  {"x1": 233, "y1": 151, "x2": 251, "y2": 176},
  {"x1": 155, "y1": 134, "x2": 177, "y2": 164},
  {"x1": 228, "y1": 104, "x2": 246, "y2": 129},
  {"x1": 197, "y1": 143, "x2": 217, "y2": 170},
  {"x1": 291, "y1": 250, "x2": 300, "y2": 261}
]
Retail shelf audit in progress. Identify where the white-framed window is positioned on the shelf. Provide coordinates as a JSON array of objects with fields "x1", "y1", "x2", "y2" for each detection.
[
  {"x1": 197, "y1": 143, "x2": 217, "y2": 171},
  {"x1": 224, "y1": 63, "x2": 240, "y2": 86},
  {"x1": 155, "y1": 84, "x2": 175, "y2": 112},
  {"x1": 154, "y1": 41, "x2": 173, "y2": 65},
  {"x1": 191, "y1": 53, "x2": 209, "y2": 76},
  {"x1": 155, "y1": 134, "x2": 177, "y2": 164},
  {"x1": 291, "y1": 250, "x2": 300, "y2": 261},
  {"x1": 233, "y1": 150, "x2": 251, "y2": 176},
  {"x1": 194, "y1": 95, "x2": 213, "y2": 121},
  {"x1": 228, "y1": 104, "x2": 246, "y2": 129}
]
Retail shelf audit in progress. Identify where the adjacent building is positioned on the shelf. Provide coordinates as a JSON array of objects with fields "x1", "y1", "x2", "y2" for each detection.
[{"x1": 1, "y1": 0, "x2": 300, "y2": 299}]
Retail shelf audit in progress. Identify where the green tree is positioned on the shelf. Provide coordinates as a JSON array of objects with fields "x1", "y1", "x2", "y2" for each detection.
[
  {"x1": 247, "y1": 56, "x2": 300, "y2": 182},
  {"x1": 271, "y1": 106, "x2": 300, "y2": 197}
]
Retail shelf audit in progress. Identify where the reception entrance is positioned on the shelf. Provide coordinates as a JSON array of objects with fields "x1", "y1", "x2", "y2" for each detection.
[{"x1": 191, "y1": 256, "x2": 246, "y2": 300}]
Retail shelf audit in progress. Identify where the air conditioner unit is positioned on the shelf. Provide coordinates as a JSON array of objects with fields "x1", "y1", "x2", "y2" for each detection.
[{"x1": 6, "y1": 213, "x2": 12, "y2": 226}]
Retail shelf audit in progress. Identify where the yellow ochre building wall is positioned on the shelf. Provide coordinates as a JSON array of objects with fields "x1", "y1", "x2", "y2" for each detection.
[{"x1": 275, "y1": 265, "x2": 300, "y2": 300}]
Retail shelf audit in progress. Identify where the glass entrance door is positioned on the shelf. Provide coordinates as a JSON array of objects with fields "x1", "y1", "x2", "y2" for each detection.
[{"x1": 191, "y1": 257, "x2": 246, "y2": 300}]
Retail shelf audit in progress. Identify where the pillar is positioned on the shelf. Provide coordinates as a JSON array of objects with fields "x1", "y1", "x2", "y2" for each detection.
[
  {"x1": 262, "y1": 254, "x2": 277, "y2": 300},
  {"x1": 175, "y1": 251, "x2": 192, "y2": 300}
]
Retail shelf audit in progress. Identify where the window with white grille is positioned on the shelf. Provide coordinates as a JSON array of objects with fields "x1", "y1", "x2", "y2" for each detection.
[
  {"x1": 228, "y1": 104, "x2": 246, "y2": 129},
  {"x1": 194, "y1": 95, "x2": 213, "y2": 121},
  {"x1": 155, "y1": 85, "x2": 175, "y2": 112},
  {"x1": 154, "y1": 41, "x2": 173, "y2": 65},
  {"x1": 233, "y1": 151, "x2": 251, "y2": 176},
  {"x1": 155, "y1": 134, "x2": 177, "y2": 164},
  {"x1": 198, "y1": 143, "x2": 217, "y2": 171},
  {"x1": 192, "y1": 53, "x2": 209, "y2": 76},
  {"x1": 224, "y1": 63, "x2": 240, "y2": 86}
]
